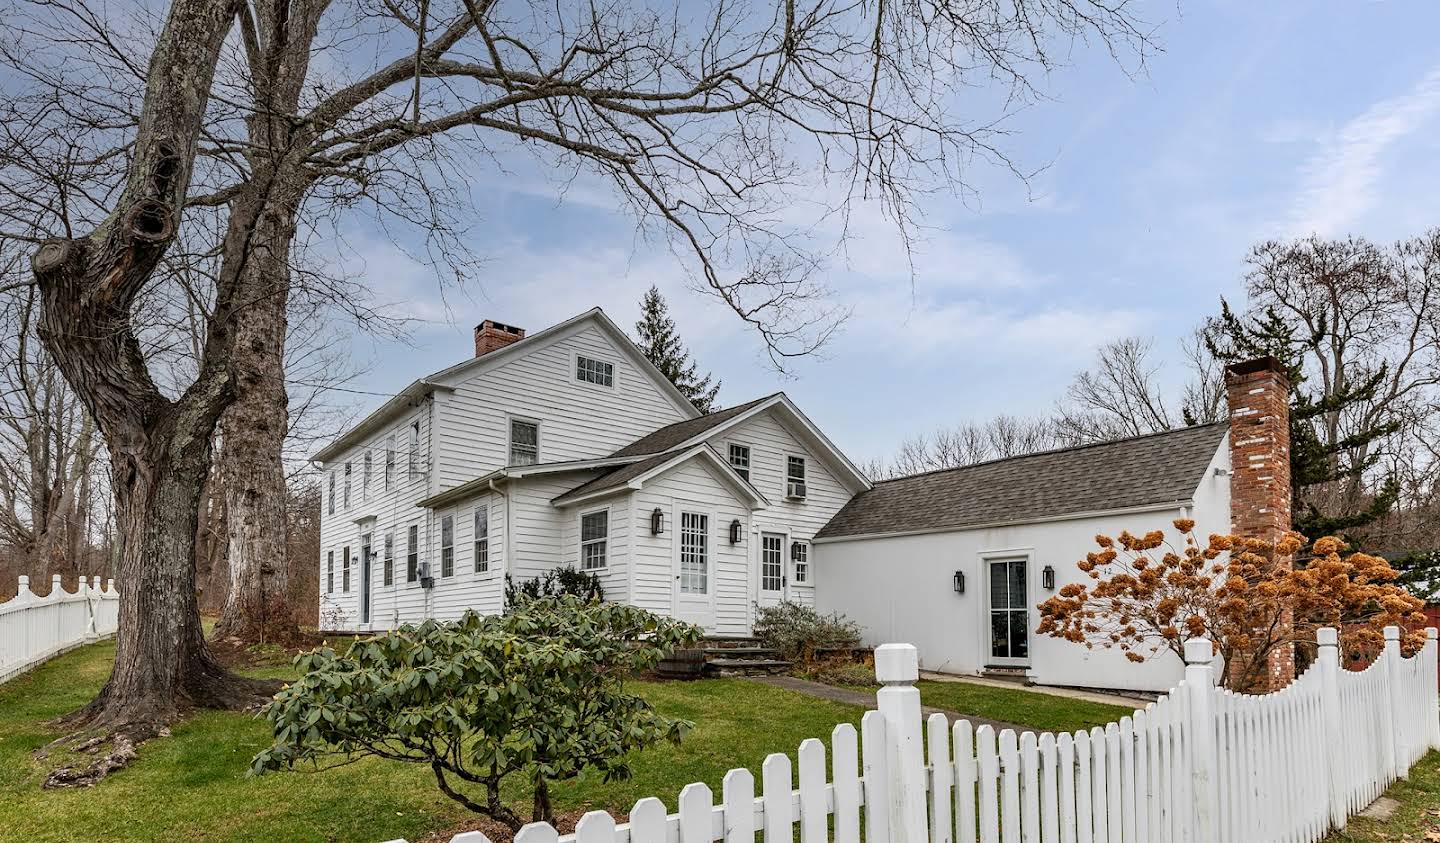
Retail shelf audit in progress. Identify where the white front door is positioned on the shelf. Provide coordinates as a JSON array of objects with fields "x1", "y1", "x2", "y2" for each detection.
[
  {"x1": 673, "y1": 510, "x2": 715, "y2": 628},
  {"x1": 757, "y1": 533, "x2": 786, "y2": 608},
  {"x1": 987, "y1": 558, "x2": 1030, "y2": 666}
]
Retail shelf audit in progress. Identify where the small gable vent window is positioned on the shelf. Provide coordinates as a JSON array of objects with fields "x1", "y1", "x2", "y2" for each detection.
[
  {"x1": 575, "y1": 355, "x2": 614, "y2": 387},
  {"x1": 786, "y1": 456, "x2": 807, "y2": 500},
  {"x1": 729, "y1": 444, "x2": 751, "y2": 482}
]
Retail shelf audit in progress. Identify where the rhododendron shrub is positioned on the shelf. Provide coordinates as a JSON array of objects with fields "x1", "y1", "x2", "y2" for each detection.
[{"x1": 1035, "y1": 520, "x2": 1426, "y2": 691}]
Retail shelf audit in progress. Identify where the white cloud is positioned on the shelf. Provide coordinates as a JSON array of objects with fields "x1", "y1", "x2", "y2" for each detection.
[{"x1": 1287, "y1": 64, "x2": 1440, "y2": 237}]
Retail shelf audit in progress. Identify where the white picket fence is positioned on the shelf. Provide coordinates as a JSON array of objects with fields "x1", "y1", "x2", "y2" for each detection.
[
  {"x1": 0, "y1": 574, "x2": 119, "y2": 684},
  {"x1": 392, "y1": 627, "x2": 1440, "y2": 843}
]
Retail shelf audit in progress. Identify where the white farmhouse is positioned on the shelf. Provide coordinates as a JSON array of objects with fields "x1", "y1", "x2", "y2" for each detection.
[
  {"x1": 314, "y1": 308, "x2": 1290, "y2": 694},
  {"x1": 312, "y1": 308, "x2": 871, "y2": 636}
]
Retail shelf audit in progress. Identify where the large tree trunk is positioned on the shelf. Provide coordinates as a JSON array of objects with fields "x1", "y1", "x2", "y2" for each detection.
[{"x1": 213, "y1": 206, "x2": 299, "y2": 644}]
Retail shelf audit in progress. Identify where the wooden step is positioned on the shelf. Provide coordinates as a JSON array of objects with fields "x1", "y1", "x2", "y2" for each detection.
[{"x1": 701, "y1": 646, "x2": 777, "y2": 657}]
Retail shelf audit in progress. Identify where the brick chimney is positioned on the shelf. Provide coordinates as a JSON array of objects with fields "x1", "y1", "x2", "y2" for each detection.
[
  {"x1": 1225, "y1": 355, "x2": 1294, "y2": 689},
  {"x1": 474, "y1": 320, "x2": 525, "y2": 357}
]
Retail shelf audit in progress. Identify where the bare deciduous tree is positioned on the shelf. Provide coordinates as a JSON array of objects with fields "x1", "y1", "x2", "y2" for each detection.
[{"x1": 1, "y1": 0, "x2": 1153, "y2": 736}]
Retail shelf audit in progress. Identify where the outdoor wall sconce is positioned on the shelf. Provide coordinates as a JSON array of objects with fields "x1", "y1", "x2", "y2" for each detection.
[
  {"x1": 953, "y1": 570, "x2": 965, "y2": 594},
  {"x1": 729, "y1": 519, "x2": 742, "y2": 544},
  {"x1": 1042, "y1": 564, "x2": 1056, "y2": 590},
  {"x1": 650, "y1": 507, "x2": 664, "y2": 535}
]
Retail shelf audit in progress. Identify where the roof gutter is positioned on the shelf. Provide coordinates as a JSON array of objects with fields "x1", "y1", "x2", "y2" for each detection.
[{"x1": 811, "y1": 499, "x2": 1194, "y2": 544}]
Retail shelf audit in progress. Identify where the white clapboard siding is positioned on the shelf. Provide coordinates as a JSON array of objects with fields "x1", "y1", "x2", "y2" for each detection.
[
  {"x1": 0, "y1": 576, "x2": 118, "y2": 684},
  {"x1": 394, "y1": 628, "x2": 1440, "y2": 843}
]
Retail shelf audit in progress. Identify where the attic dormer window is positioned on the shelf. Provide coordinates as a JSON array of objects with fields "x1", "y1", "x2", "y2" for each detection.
[{"x1": 575, "y1": 354, "x2": 614, "y2": 387}]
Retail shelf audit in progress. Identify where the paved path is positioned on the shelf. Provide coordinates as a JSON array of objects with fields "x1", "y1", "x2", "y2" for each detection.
[
  {"x1": 919, "y1": 671, "x2": 1153, "y2": 709},
  {"x1": 749, "y1": 675, "x2": 1036, "y2": 736}
]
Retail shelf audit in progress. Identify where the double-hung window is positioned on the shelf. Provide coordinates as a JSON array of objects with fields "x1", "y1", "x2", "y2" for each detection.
[
  {"x1": 327, "y1": 474, "x2": 335, "y2": 515},
  {"x1": 407, "y1": 420, "x2": 421, "y2": 478},
  {"x1": 791, "y1": 541, "x2": 809, "y2": 584},
  {"x1": 362, "y1": 452, "x2": 372, "y2": 500},
  {"x1": 786, "y1": 456, "x2": 806, "y2": 499},
  {"x1": 580, "y1": 510, "x2": 608, "y2": 570},
  {"x1": 474, "y1": 507, "x2": 489, "y2": 573},
  {"x1": 406, "y1": 524, "x2": 419, "y2": 582},
  {"x1": 326, "y1": 550, "x2": 334, "y2": 593},
  {"x1": 679, "y1": 512, "x2": 708, "y2": 594},
  {"x1": 384, "y1": 436, "x2": 395, "y2": 490},
  {"x1": 509, "y1": 419, "x2": 539, "y2": 466},
  {"x1": 343, "y1": 462, "x2": 352, "y2": 509},
  {"x1": 728, "y1": 444, "x2": 751, "y2": 482},
  {"x1": 342, "y1": 546, "x2": 351, "y2": 592},
  {"x1": 383, "y1": 532, "x2": 394, "y2": 586},
  {"x1": 575, "y1": 355, "x2": 614, "y2": 387},
  {"x1": 440, "y1": 515, "x2": 454, "y2": 577}
]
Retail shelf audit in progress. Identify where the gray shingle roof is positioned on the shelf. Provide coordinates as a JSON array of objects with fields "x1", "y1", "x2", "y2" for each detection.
[
  {"x1": 551, "y1": 452, "x2": 677, "y2": 505},
  {"x1": 816, "y1": 422, "x2": 1228, "y2": 540},
  {"x1": 608, "y1": 394, "x2": 779, "y2": 458}
]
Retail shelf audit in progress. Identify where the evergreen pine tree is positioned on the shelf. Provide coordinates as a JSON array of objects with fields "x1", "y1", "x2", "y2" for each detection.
[
  {"x1": 634, "y1": 286, "x2": 722, "y2": 413},
  {"x1": 1204, "y1": 298, "x2": 1401, "y2": 543}
]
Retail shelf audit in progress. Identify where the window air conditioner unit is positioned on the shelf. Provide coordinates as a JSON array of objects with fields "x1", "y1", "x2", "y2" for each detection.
[
  {"x1": 786, "y1": 481, "x2": 807, "y2": 501},
  {"x1": 418, "y1": 561, "x2": 434, "y2": 590}
]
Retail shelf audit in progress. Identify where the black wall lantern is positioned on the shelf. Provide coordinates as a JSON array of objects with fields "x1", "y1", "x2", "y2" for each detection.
[
  {"x1": 729, "y1": 519, "x2": 743, "y2": 544},
  {"x1": 1042, "y1": 564, "x2": 1056, "y2": 590},
  {"x1": 952, "y1": 570, "x2": 965, "y2": 594},
  {"x1": 650, "y1": 507, "x2": 665, "y2": 535}
]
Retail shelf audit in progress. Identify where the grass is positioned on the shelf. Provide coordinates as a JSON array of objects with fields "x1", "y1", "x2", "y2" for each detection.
[
  {"x1": 1324, "y1": 750, "x2": 1440, "y2": 842},
  {"x1": 914, "y1": 680, "x2": 1135, "y2": 733},
  {"x1": 0, "y1": 641, "x2": 866, "y2": 843}
]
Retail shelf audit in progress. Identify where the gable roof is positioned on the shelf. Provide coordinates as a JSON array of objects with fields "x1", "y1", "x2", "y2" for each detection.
[
  {"x1": 550, "y1": 444, "x2": 769, "y2": 508},
  {"x1": 605, "y1": 393, "x2": 872, "y2": 493},
  {"x1": 311, "y1": 308, "x2": 700, "y2": 464},
  {"x1": 815, "y1": 422, "x2": 1228, "y2": 541}
]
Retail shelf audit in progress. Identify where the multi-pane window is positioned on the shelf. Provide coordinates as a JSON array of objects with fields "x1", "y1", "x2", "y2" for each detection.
[
  {"x1": 362, "y1": 452, "x2": 372, "y2": 500},
  {"x1": 729, "y1": 444, "x2": 751, "y2": 482},
  {"x1": 327, "y1": 474, "x2": 335, "y2": 515},
  {"x1": 679, "y1": 512, "x2": 708, "y2": 594},
  {"x1": 474, "y1": 507, "x2": 489, "y2": 573},
  {"x1": 343, "y1": 462, "x2": 352, "y2": 509},
  {"x1": 509, "y1": 419, "x2": 539, "y2": 466},
  {"x1": 407, "y1": 420, "x2": 421, "y2": 477},
  {"x1": 383, "y1": 532, "x2": 394, "y2": 586},
  {"x1": 326, "y1": 550, "x2": 334, "y2": 593},
  {"x1": 791, "y1": 541, "x2": 809, "y2": 584},
  {"x1": 580, "y1": 510, "x2": 608, "y2": 570},
  {"x1": 342, "y1": 546, "x2": 351, "y2": 592},
  {"x1": 407, "y1": 524, "x2": 419, "y2": 582},
  {"x1": 761, "y1": 535, "x2": 783, "y2": 592},
  {"x1": 385, "y1": 436, "x2": 395, "y2": 490},
  {"x1": 440, "y1": 515, "x2": 454, "y2": 577},
  {"x1": 787, "y1": 456, "x2": 806, "y2": 484},
  {"x1": 575, "y1": 355, "x2": 614, "y2": 387}
]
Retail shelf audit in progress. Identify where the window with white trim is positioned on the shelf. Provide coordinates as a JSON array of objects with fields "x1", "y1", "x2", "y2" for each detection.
[
  {"x1": 580, "y1": 509, "x2": 608, "y2": 570},
  {"x1": 407, "y1": 420, "x2": 421, "y2": 478},
  {"x1": 327, "y1": 474, "x2": 335, "y2": 515},
  {"x1": 362, "y1": 452, "x2": 372, "y2": 500},
  {"x1": 791, "y1": 541, "x2": 809, "y2": 584},
  {"x1": 406, "y1": 524, "x2": 419, "y2": 582},
  {"x1": 384, "y1": 436, "x2": 395, "y2": 490},
  {"x1": 343, "y1": 462, "x2": 352, "y2": 509},
  {"x1": 383, "y1": 532, "x2": 394, "y2": 586},
  {"x1": 679, "y1": 512, "x2": 708, "y2": 594},
  {"x1": 342, "y1": 546, "x2": 351, "y2": 592},
  {"x1": 326, "y1": 550, "x2": 334, "y2": 593},
  {"x1": 787, "y1": 456, "x2": 806, "y2": 484},
  {"x1": 509, "y1": 418, "x2": 539, "y2": 466},
  {"x1": 474, "y1": 506, "x2": 489, "y2": 573},
  {"x1": 728, "y1": 444, "x2": 751, "y2": 482},
  {"x1": 575, "y1": 355, "x2": 614, "y2": 387},
  {"x1": 440, "y1": 515, "x2": 454, "y2": 577}
]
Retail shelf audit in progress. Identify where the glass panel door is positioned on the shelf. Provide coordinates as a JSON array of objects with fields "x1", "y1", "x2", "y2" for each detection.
[
  {"x1": 988, "y1": 559, "x2": 1029, "y2": 664},
  {"x1": 360, "y1": 534, "x2": 372, "y2": 625}
]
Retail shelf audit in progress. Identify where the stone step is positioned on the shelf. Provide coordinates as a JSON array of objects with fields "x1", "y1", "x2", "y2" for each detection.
[
  {"x1": 701, "y1": 646, "x2": 777, "y2": 657},
  {"x1": 705, "y1": 658, "x2": 792, "y2": 677}
]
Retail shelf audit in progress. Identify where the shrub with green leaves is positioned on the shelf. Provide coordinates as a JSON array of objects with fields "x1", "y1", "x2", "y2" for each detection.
[
  {"x1": 250, "y1": 596, "x2": 702, "y2": 829},
  {"x1": 752, "y1": 600, "x2": 862, "y2": 662},
  {"x1": 504, "y1": 565, "x2": 604, "y2": 611}
]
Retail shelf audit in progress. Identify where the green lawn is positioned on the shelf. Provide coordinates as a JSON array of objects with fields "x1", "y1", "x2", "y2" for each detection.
[
  {"x1": 915, "y1": 680, "x2": 1135, "y2": 733},
  {"x1": 1324, "y1": 750, "x2": 1440, "y2": 842},
  {"x1": 0, "y1": 641, "x2": 865, "y2": 843},
  {"x1": 1, "y1": 642, "x2": 1144, "y2": 843}
]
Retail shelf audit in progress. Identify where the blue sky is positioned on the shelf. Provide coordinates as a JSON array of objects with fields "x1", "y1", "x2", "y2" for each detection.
[{"x1": 323, "y1": 1, "x2": 1440, "y2": 465}]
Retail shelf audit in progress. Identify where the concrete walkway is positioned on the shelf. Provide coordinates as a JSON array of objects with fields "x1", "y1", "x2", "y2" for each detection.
[
  {"x1": 749, "y1": 675, "x2": 1037, "y2": 736},
  {"x1": 919, "y1": 671, "x2": 1153, "y2": 709}
]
